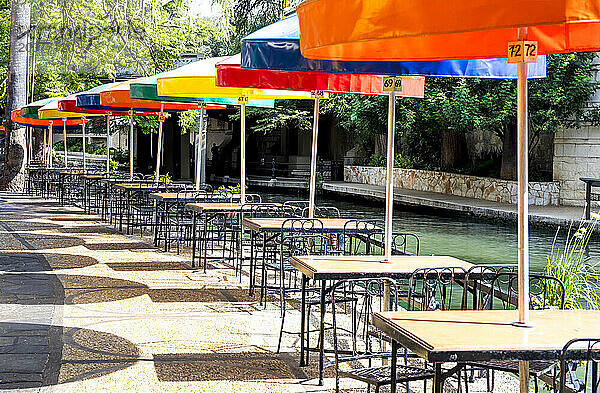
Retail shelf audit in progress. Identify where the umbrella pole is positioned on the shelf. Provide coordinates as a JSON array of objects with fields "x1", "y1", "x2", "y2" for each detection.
[
  {"x1": 42, "y1": 127, "x2": 47, "y2": 166},
  {"x1": 106, "y1": 114, "x2": 110, "y2": 173},
  {"x1": 384, "y1": 91, "x2": 396, "y2": 261},
  {"x1": 155, "y1": 106, "x2": 165, "y2": 183},
  {"x1": 240, "y1": 101, "x2": 246, "y2": 202},
  {"x1": 515, "y1": 27, "x2": 532, "y2": 393},
  {"x1": 199, "y1": 109, "x2": 207, "y2": 185},
  {"x1": 129, "y1": 111, "x2": 134, "y2": 180},
  {"x1": 308, "y1": 95, "x2": 320, "y2": 219},
  {"x1": 48, "y1": 121, "x2": 53, "y2": 168},
  {"x1": 62, "y1": 118, "x2": 67, "y2": 168},
  {"x1": 82, "y1": 118, "x2": 86, "y2": 171},
  {"x1": 195, "y1": 107, "x2": 205, "y2": 189}
]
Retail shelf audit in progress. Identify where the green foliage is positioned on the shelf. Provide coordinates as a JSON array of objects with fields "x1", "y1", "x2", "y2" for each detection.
[
  {"x1": 230, "y1": 102, "x2": 312, "y2": 134},
  {"x1": 362, "y1": 153, "x2": 428, "y2": 170},
  {"x1": 213, "y1": 0, "x2": 281, "y2": 54},
  {"x1": 544, "y1": 216, "x2": 600, "y2": 309},
  {"x1": 135, "y1": 115, "x2": 163, "y2": 135},
  {"x1": 178, "y1": 110, "x2": 200, "y2": 134}
]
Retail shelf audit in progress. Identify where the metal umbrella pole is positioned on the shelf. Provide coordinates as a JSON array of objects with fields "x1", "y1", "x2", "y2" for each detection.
[
  {"x1": 48, "y1": 121, "x2": 53, "y2": 168},
  {"x1": 154, "y1": 105, "x2": 165, "y2": 183},
  {"x1": 106, "y1": 114, "x2": 111, "y2": 173},
  {"x1": 62, "y1": 118, "x2": 67, "y2": 168},
  {"x1": 82, "y1": 118, "x2": 87, "y2": 171},
  {"x1": 384, "y1": 90, "x2": 396, "y2": 261},
  {"x1": 129, "y1": 110, "x2": 134, "y2": 180},
  {"x1": 239, "y1": 98, "x2": 247, "y2": 202},
  {"x1": 308, "y1": 92, "x2": 322, "y2": 219},
  {"x1": 515, "y1": 27, "x2": 532, "y2": 393},
  {"x1": 42, "y1": 126, "x2": 47, "y2": 166},
  {"x1": 194, "y1": 106, "x2": 205, "y2": 189}
]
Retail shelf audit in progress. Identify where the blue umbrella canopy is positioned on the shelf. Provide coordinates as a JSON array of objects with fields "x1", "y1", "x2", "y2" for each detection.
[{"x1": 241, "y1": 13, "x2": 546, "y2": 79}]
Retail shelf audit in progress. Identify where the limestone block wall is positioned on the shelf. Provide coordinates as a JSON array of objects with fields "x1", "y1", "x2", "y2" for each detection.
[
  {"x1": 553, "y1": 126, "x2": 600, "y2": 206},
  {"x1": 345, "y1": 166, "x2": 560, "y2": 206}
]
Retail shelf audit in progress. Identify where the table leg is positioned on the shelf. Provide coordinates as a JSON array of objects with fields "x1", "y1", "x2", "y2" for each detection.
[
  {"x1": 391, "y1": 340, "x2": 398, "y2": 393},
  {"x1": 191, "y1": 212, "x2": 197, "y2": 268},
  {"x1": 300, "y1": 274, "x2": 307, "y2": 367},
  {"x1": 203, "y1": 216, "x2": 209, "y2": 272},
  {"x1": 249, "y1": 230, "x2": 256, "y2": 296},
  {"x1": 318, "y1": 279, "x2": 326, "y2": 386},
  {"x1": 434, "y1": 363, "x2": 443, "y2": 393},
  {"x1": 586, "y1": 183, "x2": 592, "y2": 220}
]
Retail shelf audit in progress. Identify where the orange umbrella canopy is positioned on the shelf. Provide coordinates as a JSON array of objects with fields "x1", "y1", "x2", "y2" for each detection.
[
  {"x1": 297, "y1": 0, "x2": 600, "y2": 61},
  {"x1": 11, "y1": 109, "x2": 84, "y2": 129},
  {"x1": 100, "y1": 79, "x2": 226, "y2": 111}
]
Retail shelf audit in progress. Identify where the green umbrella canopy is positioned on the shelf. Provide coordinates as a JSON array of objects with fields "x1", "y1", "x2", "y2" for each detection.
[
  {"x1": 130, "y1": 70, "x2": 275, "y2": 108},
  {"x1": 21, "y1": 98, "x2": 55, "y2": 119}
]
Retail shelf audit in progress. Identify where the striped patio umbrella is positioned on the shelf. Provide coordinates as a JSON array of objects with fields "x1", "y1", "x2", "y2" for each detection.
[
  {"x1": 296, "y1": 1, "x2": 600, "y2": 390},
  {"x1": 157, "y1": 56, "x2": 315, "y2": 201}
]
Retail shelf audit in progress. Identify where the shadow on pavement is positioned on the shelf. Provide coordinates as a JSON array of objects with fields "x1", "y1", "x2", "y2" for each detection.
[
  {"x1": 153, "y1": 351, "x2": 308, "y2": 382},
  {"x1": 0, "y1": 322, "x2": 139, "y2": 389},
  {"x1": 0, "y1": 274, "x2": 148, "y2": 305},
  {"x1": 0, "y1": 252, "x2": 98, "y2": 272}
]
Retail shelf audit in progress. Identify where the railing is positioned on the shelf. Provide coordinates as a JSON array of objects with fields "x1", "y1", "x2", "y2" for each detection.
[{"x1": 242, "y1": 159, "x2": 344, "y2": 181}]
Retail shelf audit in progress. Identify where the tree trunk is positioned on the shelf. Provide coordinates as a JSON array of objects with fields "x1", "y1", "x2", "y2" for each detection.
[
  {"x1": 0, "y1": 0, "x2": 31, "y2": 192},
  {"x1": 440, "y1": 129, "x2": 468, "y2": 170},
  {"x1": 500, "y1": 124, "x2": 517, "y2": 180}
]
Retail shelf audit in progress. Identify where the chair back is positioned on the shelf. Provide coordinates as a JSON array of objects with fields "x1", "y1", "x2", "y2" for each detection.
[
  {"x1": 559, "y1": 338, "x2": 600, "y2": 392},
  {"x1": 462, "y1": 264, "x2": 517, "y2": 310},
  {"x1": 407, "y1": 267, "x2": 468, "y2": 311},
  {"x1": 301, "y1": 205, "x2": 341, "y2": 218},
  {"x1": 342, "y1": 219, "x2": 382, "y2": 255},
  {"x1": 489, "y1": 272, "x2": 566, "y2": 310}
]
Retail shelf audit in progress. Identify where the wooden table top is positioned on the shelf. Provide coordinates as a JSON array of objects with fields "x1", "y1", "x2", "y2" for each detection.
[
  {"x1": 372, "y1": 309, "x2": 600, "y2": 363},
  {"x1": 148, "y1": 191, "x2": 208, "y2": 202},
  {"x1": 242, "y1": 217, "x2": 380, "y2": 233},
  {"x1": 290, "y1": 255, "x2": 473, "y2": 280},
  {"x1": 185, "y1": 202, "x2": 244, "y2": 212}
]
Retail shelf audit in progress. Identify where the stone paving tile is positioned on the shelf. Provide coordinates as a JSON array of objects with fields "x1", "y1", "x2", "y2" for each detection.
[{"x1": 0, "y1": 192, "x2": 521, "y2": 393}]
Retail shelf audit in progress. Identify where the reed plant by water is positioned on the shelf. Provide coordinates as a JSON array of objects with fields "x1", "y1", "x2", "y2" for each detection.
[{"x1": 544, "y1": 214, "x2": 600, "y2": 309}]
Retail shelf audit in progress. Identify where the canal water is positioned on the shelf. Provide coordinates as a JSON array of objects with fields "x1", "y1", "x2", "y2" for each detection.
[{"x1": 258, "y1": 190, "x2": 600, "y2": 273}]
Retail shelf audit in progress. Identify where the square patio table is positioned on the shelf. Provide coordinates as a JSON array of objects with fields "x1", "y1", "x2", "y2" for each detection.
[
  {"x1": 186, "y1": 203, "x2": 276, "y2": 270},
  {"x1": 112, "y1": 183, "x2": 173, "y2": 234},
  {"x1": 289, "y1": 254, "x2": 474, "y2": 385},
  {"x1": 242, "y1": 217, "x2": 382, "y2": 300},
  {"x1": 371, "y1": 309, "x2": 600, "y2": 393}
]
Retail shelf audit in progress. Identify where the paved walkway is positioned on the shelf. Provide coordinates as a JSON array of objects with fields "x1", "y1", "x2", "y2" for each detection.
[
  {"x1": 0, "y1": 192, "x2": 518, "y2": 392},
  {"x1": 323, "y1": 181, "x2": 589, "y2": 229}
]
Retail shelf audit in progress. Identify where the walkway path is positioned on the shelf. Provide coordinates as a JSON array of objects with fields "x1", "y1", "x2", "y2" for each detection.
[
  {"x1": 323, "y1": 181, "x2": 588, "y2": 228},
  {"x1": 0, "y1": 192, "x2": 518, "y2": 392}
]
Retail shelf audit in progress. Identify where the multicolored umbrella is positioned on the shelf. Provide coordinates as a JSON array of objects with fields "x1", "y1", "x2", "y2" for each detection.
[
  {"x1": 242, "y1": 13, "x2": 547, "y2": 78},
  {"x1": 217, "y1": 53, "x2": 425, "y2": 219},
  {"x1": 240, "y1": 13, "x2": 546, "y2": 257},
  {"x1": 157, "y1": 56, "x2": 315, "y2": 201},
  {"x1": 296, "y1": 1, "x2": 600, "y2": 389}
]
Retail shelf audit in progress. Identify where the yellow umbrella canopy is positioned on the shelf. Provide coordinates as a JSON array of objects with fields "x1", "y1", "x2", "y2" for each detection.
[
  {"x1": 38, "y1": 98, "x2": 103, "y2": 119},
  {"x1": 157, "y1": 56, "x2": 315, "y2": 100}
]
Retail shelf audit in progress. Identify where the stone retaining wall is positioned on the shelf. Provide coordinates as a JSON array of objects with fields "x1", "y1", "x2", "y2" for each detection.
[{"x1": 345, "y1": 166, "x2": 560, "y2": 206}]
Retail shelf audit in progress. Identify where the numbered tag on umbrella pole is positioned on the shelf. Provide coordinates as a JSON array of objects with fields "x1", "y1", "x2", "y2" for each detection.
[
  {"x1": 238, "y1": 96, "x2": 249, "y2": 105},
  {"x1": 383, "y1": 76, "x2": 402, "y2": 92},
  {"x1": 311, "y1": 90, "x2": 324, "y2": 99},
  {"x1": 508, "y1": 40, "x2": 538, "y2": 63},
  {"x1": 158, "y1": 114, "x2": 166, "y2": 122}
]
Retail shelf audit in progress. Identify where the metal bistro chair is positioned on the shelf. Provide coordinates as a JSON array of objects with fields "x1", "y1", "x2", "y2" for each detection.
[
  {"x1": 241, "y1": 203, "x2": 298, "y2": 286},
  {"x1": 330, "y1": 278, "x2": 435, "y2": 393},
  {"x1": 369, "y1": 231, "x2": 422, "y2": 256},
  {"x1": 301, "y1": 205, "x2": 341, "y2": 218},
  {"x1": 559, "y1": 338, "x2": 600, "y2": 393},
  {"x1": 465, "y1": 272, "x2": 566, "y2": 393},
  {"x1": 262, "y1": 217, "x2": 325, "y2": 308},
  {"x1": 342, "y1": 219, "x2": 382, "y2": 256}
]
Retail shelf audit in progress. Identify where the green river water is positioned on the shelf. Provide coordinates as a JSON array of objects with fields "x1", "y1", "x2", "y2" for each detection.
[{"x1": 258, "y1": 190, "x2": 600, "y2": 273}]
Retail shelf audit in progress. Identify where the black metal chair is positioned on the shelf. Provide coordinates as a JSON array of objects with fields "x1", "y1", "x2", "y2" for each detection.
[
  {"x1": 559, "y1": 338, "x2": 600, "y2": 393},
  {"x1": 330, "y1": 278, "x2": 435, "y2": 392},
  {"x1": 465, "y1": 272, "x2": 566, "y2": 393}
]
